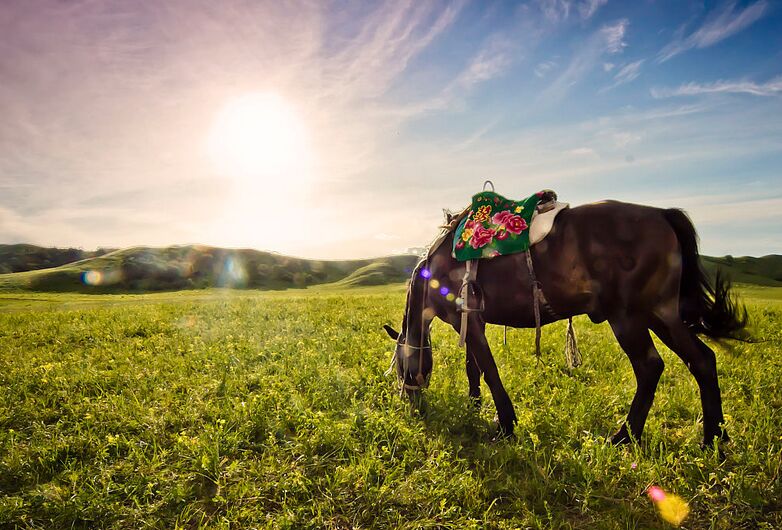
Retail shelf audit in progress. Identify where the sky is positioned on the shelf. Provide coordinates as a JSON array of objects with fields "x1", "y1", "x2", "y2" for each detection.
[{"x1": 1, "y1": 0, "x2": 781, "y2": 259}]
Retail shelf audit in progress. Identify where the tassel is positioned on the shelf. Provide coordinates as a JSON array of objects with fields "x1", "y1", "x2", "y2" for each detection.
[{"x1": 565, "y1": 317, "x2": 582, "y2": 368}]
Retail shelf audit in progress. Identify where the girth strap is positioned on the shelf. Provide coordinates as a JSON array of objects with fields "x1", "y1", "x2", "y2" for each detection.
[
  {"x1": 524, "y1": 249, "x2": 559, "y2": 358},
  {"x1": 458, "y1": 259, "x2": 481, "y2": 347}
]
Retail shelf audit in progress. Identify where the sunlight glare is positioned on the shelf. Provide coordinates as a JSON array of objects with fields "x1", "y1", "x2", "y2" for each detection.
[{"x1": 207, "y1": 92, "x2": 312, "y2": 188}]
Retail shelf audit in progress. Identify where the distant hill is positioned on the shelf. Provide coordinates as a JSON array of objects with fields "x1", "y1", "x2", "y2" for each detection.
[
  {"x1": 702, "y1": 255, "x2": 782, "y2": 287},
  {"x1": 0, "y1": 245, "x2": 419, "y2": 293},
  {"x1": 0, "y1": 244, "x2": 116, "y2": 274},
  {"x1": 0, "y1": 244, "x2": 779, "y2": 293}
]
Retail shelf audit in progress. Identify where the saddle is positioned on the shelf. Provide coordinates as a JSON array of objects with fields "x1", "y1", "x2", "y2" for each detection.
[
  {"x1": 430, "y1": 186, "x2": 580, "y2": 368},
  {"x1": 450, "y1": 189, "x2": 565, "y2": 261}
]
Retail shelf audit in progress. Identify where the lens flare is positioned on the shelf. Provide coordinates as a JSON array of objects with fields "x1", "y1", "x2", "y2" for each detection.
[
  {"x1": 647, "y1": 486, "x2": 689, "y2": 526},
  {"x1": 420, "y1": 268, "x2": 432, "y2": 279},
  {"x1": 429, "y1": 279, "x2": 440, "y2": 289},
  {"x1": 439, "y1": 286, "x2": 449, "y2": 296},
  {"x1": 82, "y1": 270, "x2": 102, "y2": 286}
]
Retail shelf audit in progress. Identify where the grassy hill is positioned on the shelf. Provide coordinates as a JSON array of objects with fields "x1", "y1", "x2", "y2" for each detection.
[
  {"x1": 0, "y1": 244, "x2": 115, "y2": 274},
  {"x1": 0, "y1": 245, "x2": 419, "y2": 293},
  {"x1": 1, "y1": 244, "x2": 779, "y2": 293},
  {"x1": 702, "y1": 255, "x2": 782, "y2": 287}
]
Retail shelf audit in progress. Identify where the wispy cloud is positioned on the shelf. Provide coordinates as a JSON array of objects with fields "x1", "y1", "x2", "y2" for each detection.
[
  {"x1": 455, "y1": 36, "x2": 515, "y2": 88},
  {"x1": 657, "y1": 0, "x2": 769, "y2": 62},
  {"x1": 534, "y1": 60, "x2": 557, "y2": 78},
  {"x1": 601, "y1": 19, "x2": 628, "y2": 53},
  {"x1": 540, "y1": 19, "x2": 628, "y2": 103},
  {"x1": 537, "y1": 0, "x2": 609, "y2": 23},
  {"x1": 651, "y1": 77, "x2": 782, "y2": 98},
  {"x1": 601, "y1": 59, "x2": 644, "y2": 91},
  {"x1": 578, "y1": 0, "x2": 609, "y2": 20}
]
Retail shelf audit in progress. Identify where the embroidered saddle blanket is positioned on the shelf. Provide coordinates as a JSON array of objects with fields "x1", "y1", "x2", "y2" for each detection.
[{"x1": 452, "y1": 190, "x2": 562, "y2": 261}]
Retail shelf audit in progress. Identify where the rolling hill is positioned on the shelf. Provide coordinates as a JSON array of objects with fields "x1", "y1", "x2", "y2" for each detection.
[
  {"x1": 0, "y1": 244, "x2": 115, "y2": 274},
  {"x1": 0, "y1": 244, "x2": 779, "y2": 292},
  {"x1": 0, "y1": 245, "x2": 419, "y2": 293},
  {"x1": 702, "y1": 255, "x2": 782, "y2": 287}
]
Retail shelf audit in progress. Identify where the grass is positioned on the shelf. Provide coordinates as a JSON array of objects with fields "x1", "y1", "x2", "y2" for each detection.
[{"x1": 1, "y1": 286, "x2": 780, "y2": 528}]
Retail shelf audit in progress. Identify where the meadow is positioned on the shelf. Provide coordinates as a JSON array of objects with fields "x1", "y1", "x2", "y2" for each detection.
[{"x1": 0, "y1": 285, "x2": 780, "y2": 529}]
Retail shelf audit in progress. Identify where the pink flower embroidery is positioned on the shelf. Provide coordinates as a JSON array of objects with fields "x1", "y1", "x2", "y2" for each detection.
[
  {"x1": 492, "y1": 210, "x2": 527, "y2": 235},
  {"x1": 470, "y1": 224, "x2": 495, "y2": 248},
  {"x1": 455, "y1": 240, "x2": 465, "y2": 249},
  {"x1": 491, "y1": 210, "x2": 514, "y2": 226},
  {"x1": 495, "y1": 229, "x2": 509, "y2": 240},
  {"x1": 505, "y1": 215, "x2": 527, "y2": 234}
]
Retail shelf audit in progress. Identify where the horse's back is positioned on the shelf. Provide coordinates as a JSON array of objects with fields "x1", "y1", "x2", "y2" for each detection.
[{"x1": 551, "y1": 200, "x2": 681, "y2": 317}]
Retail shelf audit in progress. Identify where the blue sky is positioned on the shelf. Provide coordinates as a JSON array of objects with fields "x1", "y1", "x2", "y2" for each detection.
[{"x1": 1, "y1": 0, "x2": 780, "y2": 258}]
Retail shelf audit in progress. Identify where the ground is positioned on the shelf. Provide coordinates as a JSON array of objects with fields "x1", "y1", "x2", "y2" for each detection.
[{"x1": 1, "y1": 286, "x2": 780, "y2": 529}]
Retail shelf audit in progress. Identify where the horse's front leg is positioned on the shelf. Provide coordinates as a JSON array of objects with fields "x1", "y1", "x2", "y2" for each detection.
[{"x1": 467, "y1": 321, "x2": 517, "y2": 437}]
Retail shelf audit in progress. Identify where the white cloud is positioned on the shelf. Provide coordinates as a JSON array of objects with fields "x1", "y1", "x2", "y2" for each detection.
[
  {"x1": 600, "y1": 59, "x2": 644, "y2": 92},
  {"x1": 578, "y1": 0, "x2": 609, "y2": 20},
  {"x1": 568, "y1": 147, "x2": 597, "y2": 156},
  {"x1": 537, "y1": 0, "x2": 609, "y2": 23},
  {"x1": 534, "y1": 60, "x2": 557, "y2": 78},
  {"x1": 601, "y1": 19, "x2": 628, "y2": 53},
  {"x1": 603, "y1": 62, "x2": 615, "y2": 72},
  {"x1": 658, "y1": 0, "x2": 769, "y2": 62},
  {"x1": 651, "y1": 77, "x2": 782, "y2": 98},
  {"x1": 540, "y1": 19, "x2": 628, "y2": 103},
  {"x1": 613, "y1": 60, "x2": 643, "y2": 85},
  {"x1": 456, "y1": 37, "x2": 515, "y2": 88},
  {"x1": 612, "y1": 131, "x2": 641, "y2": 148}
]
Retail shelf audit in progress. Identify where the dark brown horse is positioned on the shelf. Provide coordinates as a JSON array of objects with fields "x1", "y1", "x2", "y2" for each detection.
[{"x1": 384, "y1": 200, "x2": 746, "y2": 447}]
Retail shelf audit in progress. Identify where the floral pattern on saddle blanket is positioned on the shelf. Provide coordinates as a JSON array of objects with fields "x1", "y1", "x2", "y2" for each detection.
[{"x1": 452, "y1": 190, "x2": 545, "y2": 261}]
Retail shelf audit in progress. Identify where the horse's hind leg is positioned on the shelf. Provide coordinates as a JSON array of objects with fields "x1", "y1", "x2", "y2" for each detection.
[
  {"x1": 609, "y1": 316, "x2": 665, "y2": 445},
  {"x1": 651, "y1": 317, "x2": 728, "y2": 446}
]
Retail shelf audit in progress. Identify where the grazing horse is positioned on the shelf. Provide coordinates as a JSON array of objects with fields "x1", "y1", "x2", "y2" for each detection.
[{"x1": 384, "y1": 201, "x2": 746, "y2": 447}]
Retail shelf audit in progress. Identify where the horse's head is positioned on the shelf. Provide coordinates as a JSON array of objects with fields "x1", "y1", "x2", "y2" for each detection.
[{"x1": 383, "y1": 324, "x2": 432, "y2": 398}]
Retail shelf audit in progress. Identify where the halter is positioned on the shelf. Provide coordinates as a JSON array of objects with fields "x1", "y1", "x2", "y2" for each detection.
[{"x1": 385, "y1": 257, "x2": 431, "y2": 396}]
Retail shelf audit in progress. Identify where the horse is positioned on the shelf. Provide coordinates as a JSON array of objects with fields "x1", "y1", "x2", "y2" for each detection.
[{"x1": 383, "y1": 200, "x2": 746, "y2": 447}]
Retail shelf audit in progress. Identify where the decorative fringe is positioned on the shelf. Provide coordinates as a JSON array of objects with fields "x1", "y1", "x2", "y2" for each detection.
[{"x1": 565, "y1": 317, "x2": 582, "y2": 368}]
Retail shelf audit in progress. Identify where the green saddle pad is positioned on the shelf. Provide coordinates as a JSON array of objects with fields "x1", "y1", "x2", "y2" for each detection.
[{"x1": 452, "y1": 191, "x2": 544, "y2": 261}]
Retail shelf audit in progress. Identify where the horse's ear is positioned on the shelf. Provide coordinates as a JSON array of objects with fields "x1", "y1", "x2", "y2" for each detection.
[
  {"x1": 383, "y1": 324, "x2": 400, "y2": 340},
  {"x1": 443, "y1": 208, "x2": 454, "y2": 224}
]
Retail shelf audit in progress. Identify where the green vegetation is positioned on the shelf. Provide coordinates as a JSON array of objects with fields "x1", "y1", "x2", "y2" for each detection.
[
  {"x1": 0, "y1": 244, "x2": 115, "y2": 274},
  {"x1": 0, "y1": 246, "x2": 418, "y2": 293},
  {"x1": 2, "y1": 245, "x2": 781, "y2": 295},
  {"x1": 702, "y1": 255, "x2": 782, "y2": 287},
  {"x1": 1, "y1": 286, "x2": 780, "y2": 528}
]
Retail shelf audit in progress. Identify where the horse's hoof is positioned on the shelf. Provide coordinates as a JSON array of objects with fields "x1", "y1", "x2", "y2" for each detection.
[
  {"x1": 491, "y1": 430, "x2": 516, "y2": 443},
  {"x1": 610, "y1": 427, "x2": 633, "y2": 445}
]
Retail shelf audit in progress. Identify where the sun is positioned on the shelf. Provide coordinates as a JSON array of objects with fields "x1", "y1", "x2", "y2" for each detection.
[{"x1": 207, "y1": 92, "x2": 312, "y2": 189}]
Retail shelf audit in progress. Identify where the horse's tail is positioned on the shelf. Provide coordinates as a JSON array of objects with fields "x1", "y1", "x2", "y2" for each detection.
[{"x1": 663, "y1": 208, "x2": 747, "y2": 339}]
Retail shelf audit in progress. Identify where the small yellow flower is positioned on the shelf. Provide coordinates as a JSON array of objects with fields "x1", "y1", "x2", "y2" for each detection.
[
  {"x1": 461, "y1": 228, "x2": 474, "y2": 241},
  {"x1": 514, "y1": 206, "x2": 522, "y2": 213}
]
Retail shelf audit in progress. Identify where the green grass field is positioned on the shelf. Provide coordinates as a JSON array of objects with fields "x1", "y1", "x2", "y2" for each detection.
[{"x1": 1, "y1": 286, "x2": 780, "y2": 529}]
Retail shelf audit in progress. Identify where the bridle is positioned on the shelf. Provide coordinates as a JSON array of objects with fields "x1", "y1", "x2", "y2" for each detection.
[{"x1": 385, "y1": 257, "x2": 432, "y2": 396}]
